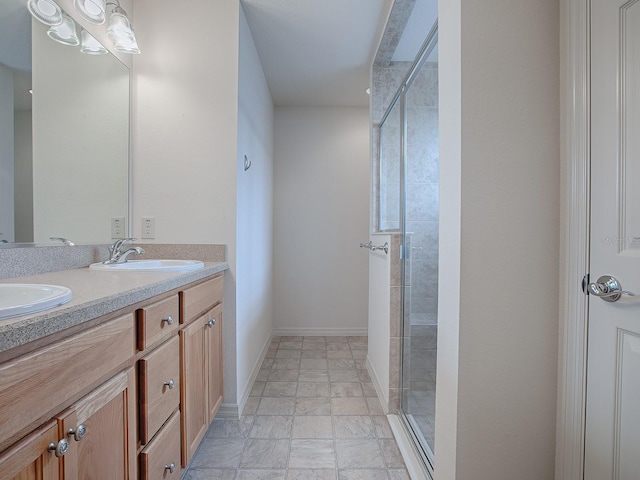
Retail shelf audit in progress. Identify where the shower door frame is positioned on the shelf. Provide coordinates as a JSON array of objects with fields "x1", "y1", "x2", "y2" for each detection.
[{"x1": 377, "y1": 21, "x2": 440, "y2": 476}]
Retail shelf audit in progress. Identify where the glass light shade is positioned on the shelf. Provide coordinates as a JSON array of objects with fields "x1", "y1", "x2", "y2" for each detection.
[
  {"x1": 47, "y1": 14, "x2": 80, "y2": 46},
  {"x1": 107, "y1": 12, "x2": 141, "y2": 54},
  {"x1": 74, "y1": 0, "x2": 106, "y2": 24},
  {"x1": 27, "y1": 0, "x2": 63, "y2": 26},
  {"x1": 80, "y1": 30, "x2": 108, "y2": 55}
]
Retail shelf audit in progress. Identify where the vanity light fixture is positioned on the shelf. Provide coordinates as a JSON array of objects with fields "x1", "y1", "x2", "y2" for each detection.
[
  {"x1": 106, "y1": 0, "x2": 140, "y2": 54},
  {"x1": 365, "y1": 87, "x2": 371, "y2": 95},
  {"x1": 46, "y1": 13, "x2": 80, "y2": 46},
  {"x1": 27, "y1": 0, "x2": 63, "y2": 26},
  {"x1": 80, "y1": 29, "x2": 108, "y2": 54},
  {"x1": 74, "y1": 0, "x2": 106, "y2": 24}
]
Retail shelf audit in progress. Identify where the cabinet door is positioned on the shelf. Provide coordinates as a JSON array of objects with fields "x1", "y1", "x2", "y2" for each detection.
[
  {"x1": 59, "y1": 369, "x2": 136, "y2": 480},
  {"x1": 206, "y1": 305, "x2": 223, "y2": 421},
  {"x1": 0, "y1": 421, "x2": 60, "y2": 480},
  {"x1": 180, "y1": 314, "x2": 208, "y2": 467}
]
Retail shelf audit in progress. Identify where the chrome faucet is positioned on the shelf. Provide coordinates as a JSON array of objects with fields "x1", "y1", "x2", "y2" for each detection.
[
  {"x1": 50, "y1": 237, "x2": 75, "y2": 246},
  {"x1": 104, "y1": 238, "x2": 145, "y2": 264}
]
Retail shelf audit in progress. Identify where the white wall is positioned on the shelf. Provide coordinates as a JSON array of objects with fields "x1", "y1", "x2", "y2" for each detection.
[
  {"x1": 14, "y1": 110, "x2": 32, "y2": 242},
  {"x1": 133, "y1": 0, "x2": 275, "y2": 414},
  {"x1": 133, "y1": 0, "x2": 240, "y2": 406},
  {"x1": 0, "y1": 65, "x2": 14, "y2": 242},
  {"x1": 236, "y1": 5, "x2": 275, "y2": 411},
  {"x1": 273, "y1": 107, "x2": 370, "y2": 335},
  {"x1": 436, "y1": 0, "x2": 559, "y2": 478},
  {"x1": 367, "y1": 233, "x2": 391, "y2": 407}
]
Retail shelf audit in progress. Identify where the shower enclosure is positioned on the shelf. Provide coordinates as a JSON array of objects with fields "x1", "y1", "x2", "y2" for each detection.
[{"x1": 377, "y1": 24, "x2": 439, "y2": 469}]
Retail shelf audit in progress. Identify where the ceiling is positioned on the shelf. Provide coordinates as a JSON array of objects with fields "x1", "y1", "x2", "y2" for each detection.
[{"x1": 241, "y1": 0, "x2": 393, "y2": 107}]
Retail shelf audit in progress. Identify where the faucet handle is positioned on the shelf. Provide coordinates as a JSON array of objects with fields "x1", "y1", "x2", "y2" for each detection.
[{"x1": 110, "y1": 237, "x2": 136, "y2": 253}]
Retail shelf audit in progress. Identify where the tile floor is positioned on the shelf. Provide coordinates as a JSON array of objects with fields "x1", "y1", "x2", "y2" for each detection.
[{"x1": 184, "y1": 335, "x2": 410, "y2": 480}]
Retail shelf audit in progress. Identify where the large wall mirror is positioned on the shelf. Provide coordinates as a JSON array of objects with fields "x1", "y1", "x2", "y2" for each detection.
[{"x1": 0, "y1": 1, "x2": 129, "y2": 245}]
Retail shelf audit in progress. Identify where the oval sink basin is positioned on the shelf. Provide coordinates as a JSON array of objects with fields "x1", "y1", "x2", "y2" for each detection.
[
  {"x1": 89, "y1": 259, "x2": 204, "y2": 272},
  {"x1": 0, "y1": 284, "x2": 72, "y2": 320}
]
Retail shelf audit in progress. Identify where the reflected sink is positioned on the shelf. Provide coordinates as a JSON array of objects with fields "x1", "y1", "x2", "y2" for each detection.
[
  {"x1": 0, "y1": 284, "x2": 72, "y2": 320},
  {"x1": 89, "y1": 259, "x2": 204, "y2": 272}
]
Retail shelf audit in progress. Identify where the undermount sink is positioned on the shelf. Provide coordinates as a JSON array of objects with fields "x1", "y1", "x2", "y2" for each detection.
[
  {"x1": 0, "y1": 284, "x2": 72, "y2": 320},
  {"x1": 89, "y1": 259, "x2": 205, "y2": 272}
]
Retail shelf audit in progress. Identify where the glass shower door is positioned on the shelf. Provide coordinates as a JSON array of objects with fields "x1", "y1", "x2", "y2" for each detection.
[{"x1": 400, "y1": 35, "x2": 439, "y2": 467}]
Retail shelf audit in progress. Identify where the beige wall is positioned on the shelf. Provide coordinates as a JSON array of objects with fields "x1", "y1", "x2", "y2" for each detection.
[
  {"x1": 273, "y1": 107, "x2": 370, "y2": 336},
  {"x1": 132, "y1": 0, "x2": 241, "y2": 407},
  {"x1": 32, "y1": 19, "x2": 129, "y2": 243},
  {"x1": 436, "y1": 0, "x2": 560, "y2": 478}
]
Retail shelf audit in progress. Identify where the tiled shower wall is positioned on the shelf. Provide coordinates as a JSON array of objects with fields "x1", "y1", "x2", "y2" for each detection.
[{"x1": 371, "y1": 61, "x2": 439, "y2": 413}]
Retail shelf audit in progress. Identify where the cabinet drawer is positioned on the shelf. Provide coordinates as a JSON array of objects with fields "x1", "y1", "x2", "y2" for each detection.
[
  {"x1": 137, "y1": 294, "x2": 179, "y2": 351},
  {"x1": 140, "y1": 411, "x2": 181, "y2": 480},
  {"x1": 139, "y1": 336, "x2": 180, "y2": 444},
  {"x1": 0, "y1": 314, "x2": 134, "y2": 449},
  {"x1": 180, "y1": 275, "x2": 223, "y2": 324}
]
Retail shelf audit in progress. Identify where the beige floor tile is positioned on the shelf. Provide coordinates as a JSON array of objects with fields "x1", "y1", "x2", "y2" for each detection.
[
  {"x1": 249, "y1": 415, "x2": 293, "y2": 438},
  {"x1": 297, "y1": 382, "x2": 330, "y2": 397},
  {"x1": 288, "y1": 439, "x2": 336, "y2": 469},
  {"x1": 264, "y1": 382, "x2": 298, "y2": 397},
  {"x1": 292, "y1": 415, "x2": 333, "y2": 438},
  {"x1": 335, "y1": 439, "x2": 385, "y2": 468},
  {"x1": 298, "y1": 370, "x2": 330, "y2": 382},
  {"x1": 331, "y1": 397, "x2": 369, "y2": 415},
  {"x1": 295, "y1": 397, "x2": 332, "y2": 415},
  {"x1": 287, "y1": 469, "x2": 337, "y2": 480},
  {"x1": 332, "y1": 415, "x2": 375, "y2": 438},
  {"x1": 257, "y1": 397, "x2": 295, "y2": 415},
  {"x1": 330, "y1": 382, "x2": 364, "y2": 397},
  {"x1": 300, "y1": 358, "x2": 328, "y2": 370},
  {"x1": 240, "y1": 439, "x2": 289, "y2": 468},
  {"x1": 185, "y1": 336, "x2": 409, "y2": 479}
]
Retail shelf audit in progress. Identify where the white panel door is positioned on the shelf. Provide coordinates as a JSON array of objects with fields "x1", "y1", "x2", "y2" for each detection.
[{"x1": 586, "y1": 0, "x2": 640, "y2": 478}]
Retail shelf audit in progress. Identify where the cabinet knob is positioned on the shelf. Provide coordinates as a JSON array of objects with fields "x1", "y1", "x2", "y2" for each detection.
[
  {"x1": 162, "y1": 316, "x2": 174, "y2": 326},
  {"x1": 207, "y1": 319, "x2": 216, "y2": 328},
  {"x1": 164, "y1": 462, "x2": 176, "y2": 473},
  {"x1": 67, "y1": 423, "x2": 87, "y2": 442},
  {"x1": 164, "y1": 379, "x2": 175, "y2": 390},
  {"x1": 48, "y1": 438, "x2": 69, "y2": 457}
]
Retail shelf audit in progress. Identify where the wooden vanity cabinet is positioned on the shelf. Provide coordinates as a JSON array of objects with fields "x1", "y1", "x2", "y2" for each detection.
[
  {"x1": 0, "y1": 421, "x2": 61, "y2": 480},
  {"x1": 57, "y1": 369, "x2": 136, "y2": 480},
  {"x1": 0, "y1": 272, "x2": 224, "y2": 480},
  {"x1": 180, "y1": 275, "x2": 224, "y2": 467},
  {"x1": 0, "y1": 313, "x2": 136, "y2": 480}
]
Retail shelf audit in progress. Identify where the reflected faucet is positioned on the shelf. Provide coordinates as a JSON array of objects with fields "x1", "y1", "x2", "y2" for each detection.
[
  {"x1": 104, "y1": 238, "x2": 145, "y2": 264},
  {"x1": 50, "y1": 237, "x2": 75, "y2": 246}
]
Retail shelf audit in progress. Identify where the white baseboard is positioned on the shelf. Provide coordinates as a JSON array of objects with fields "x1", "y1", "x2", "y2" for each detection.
[
  {"x1": 272, "y1": 327, "x2": 368, "y2": 337},
  {"x1": 235, "y1": 328, "x2": 273, "y2": 417},
  {"x1": 388, "y1": 415, "x2": 431, "y2": 480},
  {"x1": 216, "y1": 403, "x2": 239, "y2": 418},
  {"x1": 366, "y1": 354, "x2": 389, "y2": 413}
]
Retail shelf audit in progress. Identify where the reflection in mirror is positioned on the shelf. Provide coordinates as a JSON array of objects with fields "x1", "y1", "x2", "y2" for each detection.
[{"x1": 0, "y1": 1, "x2": 129, "y2": 245}]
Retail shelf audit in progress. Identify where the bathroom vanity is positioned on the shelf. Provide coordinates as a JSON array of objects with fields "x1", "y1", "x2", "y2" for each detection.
[{"x1": 0, "y1": 264, "x2": 226, "y2": 479}]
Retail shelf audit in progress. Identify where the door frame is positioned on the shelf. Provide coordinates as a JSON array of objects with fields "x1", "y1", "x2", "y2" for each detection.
[{"x1": 557, "y1": 0, "x2": 591, "y2": 478}]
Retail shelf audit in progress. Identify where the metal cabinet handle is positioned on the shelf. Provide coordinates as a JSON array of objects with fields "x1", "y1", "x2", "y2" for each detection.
[
  {"x1": 164, "y1": 462, "x2": 176, "y2": 473},
  {"x1": 164, "y1": 379, "x2": 175, "y2": 390},
  {"x1": 587, "y1": 275, "x2": 636, "y2": 302},
  {"x1": 48, "y1": 438, "x2": 69, "y2": 457},
  {"x1": 67, "y1": 424, "x2": 87, "y2": 442},
  {"x1": 162, "y1": 316, "x2": 174, "y2": 326},
  {"x1": 207, "y1": 319, "x2": 216, "y2": 328}
]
